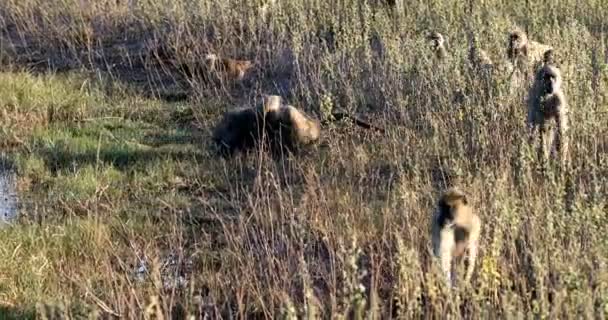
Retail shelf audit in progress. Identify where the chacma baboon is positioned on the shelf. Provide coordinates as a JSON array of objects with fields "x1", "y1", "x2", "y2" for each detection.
[
  {"x1": 531, "y1": 48, "x2": 558, "y2": 79},
  {"x1": 431, "y1": 188, "x2": 481, "y2": 287},
  {"x1": 258, "y1": 0, "x2": 276, "y2": 22},
  {"x1": 507, "y1": 28, "x2": 553, "y2": 70},
  {"x1": 468, "y1": 33, "x2": 493, "y2": 71},
  {"x1": 428, "y1": 32, "x2": 447, "y2": 60},
  {"x1": 381, "y1": 0, "x2": 403, "y2": 12},
  {"x1": 542, "y1": 49, "x2": 556, "y2": 66},
  {"x1": 526, "y1": 64, "x2": 569, "y2": 165},
  {"x1": 212, "y1": 95, "x2": 320, "y2": 157},
  {"x1": 205, "y1": 54, "x2": 256, "y2": 82}
]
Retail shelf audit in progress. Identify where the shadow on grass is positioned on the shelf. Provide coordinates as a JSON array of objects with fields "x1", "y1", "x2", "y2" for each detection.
[
  {"x1": 0, "y1": 306, "x2": 35, "y2": 320},
  {"x1": 142, "y1": 130, "x2": 198, "y2": 147},
  {"x1": 38, "y1": 143, "x2": 202, "y2": 174}
]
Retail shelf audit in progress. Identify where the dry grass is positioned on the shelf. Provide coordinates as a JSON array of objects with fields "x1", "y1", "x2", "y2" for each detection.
[{"x1": 0, "y1": 0, "x2": 608, "y2": 318}]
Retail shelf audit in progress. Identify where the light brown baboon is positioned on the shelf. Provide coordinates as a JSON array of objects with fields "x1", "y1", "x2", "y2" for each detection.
[
  {"x1": 258, "y1": 0, "x2": 276, "y2": 22},
  {"x1": 431, "y1": 188, "x2": 481, "y2": 287},
  {"x1": 526, "y1": 64, "x2": 569, "y2": 165},
  {"x1": 468, "y1": 34, "x2": 493, "y2": 71},
  {"x1": 212, "y1": 95, "x2": 320, "y2": 157},
  {"x1": 205, "y1": 53, "x2": 256, "y2": 82},
  {"x1": 428, "y1": 32, "x2": 447, "y2": 60},
  {"x1": 507, "y1": 28, "x2": 553, "y2": 69}
]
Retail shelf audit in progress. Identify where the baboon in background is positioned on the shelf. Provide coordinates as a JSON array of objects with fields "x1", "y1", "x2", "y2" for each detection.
[
  {"x1": 526, "y1": 64, "x2": 569, "y2": 165},
  {"x1": 212, "y1": 95, "x2": 320, "y2": 157},
  {"x1": 468, "y1": 33, "x2": 494, "y2": 71},
  {"x1": 506, "y1": 28, "x2": 552, "y2": 96},
  {"x1": 205, "y1": 54, "x2": 256, "y2": 82},
  {"x1": 381, "y1": 0, "x2": 404, "y2": 13},
  {"x1": 428, "y1": 32, "x2": 447, "y2": 60},
  {"x1": 431, "y1": 188, "x2": 481, "y2": 287},
  {"x1": 258, "y1": 0, "x2": 276, "y2": 22},
  {"x1": 507, "y1": 28, "x2": 553, "y2": 70}
]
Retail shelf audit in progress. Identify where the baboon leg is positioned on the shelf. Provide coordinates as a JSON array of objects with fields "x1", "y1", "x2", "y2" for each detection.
[
  {"x1": 437, "y1": 228, "x2": 455, "y2": 286},
  {"x1": 526, "y1": 106, "x2": 539, "y2": 144},
  {"x1": 465, "y1": 240, "x2": 478, "y2": 282},
  {"x1": 553, "y1": 114, "x2": 569, "y2": 165},
  {"x1": 527, "y1": 124, "x2": 538, "y2": 145},
  {"x1": 539, "y1": 123, "x2": 552, "y2": 164}
]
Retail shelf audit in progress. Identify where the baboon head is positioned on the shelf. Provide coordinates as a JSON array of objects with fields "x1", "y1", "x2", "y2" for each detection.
[
  {"x1": 543, "y1": 49, "x2": 555, "y2": 65},
  {"x1": 438, "y1": 187, "x2": 469, "y2": 219},
  {"x1": 507, "y1": 29, "x2": 528, "y2": 60},
  {"x1": 538, "y1": 65, "x2": 562, "y2": 95},
  {"x1": 283, "y1": 105, "x2": 321, "y2": 144},
  {"x1": 428, "y1": 32, "x2": 445, "y2": 50}
]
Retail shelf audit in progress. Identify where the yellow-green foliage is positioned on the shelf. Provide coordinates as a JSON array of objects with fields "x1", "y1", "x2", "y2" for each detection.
[{"x1": 0, "y1": 0, "x2": 607, "y2": 318}]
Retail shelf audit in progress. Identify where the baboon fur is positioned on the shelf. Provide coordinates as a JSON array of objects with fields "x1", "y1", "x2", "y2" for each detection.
[
  {"x1": 212, "y1": 95, "x2": 320, "y2": 157},
  {"x1": 428, "y1": 32, "x2": 447, "y2": 60},
  {"x1": 205, "y1": 53, "x2": 256, "y2": 82},
  {"x1": 507, "y1": 28, "x2": 553, "y2": 70},
  {"x1": 431, "y1": 187, "x2": 481, "y2": 287},
  {"x1": 468, "y1": 34, "x2": 493, "y2": 71},
  {"x1": 526, "y1": 64, "x2": 569, "y2": 165}
]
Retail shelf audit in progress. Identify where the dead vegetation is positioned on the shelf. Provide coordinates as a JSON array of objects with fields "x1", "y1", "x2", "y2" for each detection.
[{"x1": 0, "y1": 0, "x2": 608, "y2": 319}]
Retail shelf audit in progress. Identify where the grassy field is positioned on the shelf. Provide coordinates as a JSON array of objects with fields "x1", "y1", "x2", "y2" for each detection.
[{"x1": 1, "y1": 0, "x2": 608, "y2": 318}]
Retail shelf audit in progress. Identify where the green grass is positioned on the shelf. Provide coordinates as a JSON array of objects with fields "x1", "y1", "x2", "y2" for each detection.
[{"x1": 0, "y1": 0, "x2": 608, "y2": 318}]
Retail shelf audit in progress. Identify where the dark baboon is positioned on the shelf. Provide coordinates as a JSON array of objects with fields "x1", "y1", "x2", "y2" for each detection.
[
  {"x1": 542, "y1": 49, "x2": 556, "y2": 66},
  {"x1": 431, "y1": 188, "x2": 481, "y2": 287},
  {"x1": 526, "y1": 64, "x2": 569, "y2": 165},
  {"x1": 212, "y1": 95, "x2": 320, "y2": 157},
  {"x1": 428, "y1": 32, "x2": 447, "y2": 60}
]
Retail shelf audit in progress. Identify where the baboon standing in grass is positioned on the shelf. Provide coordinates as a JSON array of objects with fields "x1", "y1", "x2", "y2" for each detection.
[
  {"x1": 507, "y1": 28, "x2": 553, "y2": 70},
  {"x1": 428, "y1": 32, "x2": 447, "y2": 60},
  {"x1": 468, "y1": 33, "x2": 494, "y2": 71},
  {"x1": 431, "y1": 188, "x2": 481, "y2": 287},
  {"x1": 526, "y1": 64, "x2": 569, "y2": 166},
  {"x1": 506, "y1": 28, "x2": 552, "y2": 95}
]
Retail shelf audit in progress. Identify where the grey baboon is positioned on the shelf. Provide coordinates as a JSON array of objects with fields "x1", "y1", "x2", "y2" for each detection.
[
  {"x1": 526, "y1": 64, "x2": 569, "y2": 165},
  {"x1": 431, "y1": 188, "x2": 481, "y2": 287},
  {"x1": 428, "y1": 32, "x2": 447, "y2": 60},
  {"x1": 212, "y1": 95, "x2": 320, "y2": 157}
]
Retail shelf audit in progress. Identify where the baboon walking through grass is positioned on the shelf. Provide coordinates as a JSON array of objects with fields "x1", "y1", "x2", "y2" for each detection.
[
  {"x1": 526, "y1": 64, "x2": 569, "y2": 166},
  {"x1": 431, "y1": 188, "x2": 481, "y2": 287}
]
